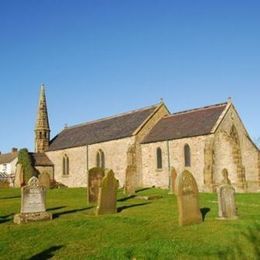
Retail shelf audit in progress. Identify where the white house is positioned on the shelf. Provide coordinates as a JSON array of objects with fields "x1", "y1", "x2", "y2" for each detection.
[{"x1": 0, "y1": 148, "x2": 18, "y2": 186}]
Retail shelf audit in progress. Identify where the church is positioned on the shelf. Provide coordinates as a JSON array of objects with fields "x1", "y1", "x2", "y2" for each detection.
[{"x1": 33, "y1": 85, "x2": 259, "y2": 192}]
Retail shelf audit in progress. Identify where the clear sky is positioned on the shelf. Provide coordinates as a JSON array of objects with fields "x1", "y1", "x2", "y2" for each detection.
[{"x1": 0, "y1": 0, "x2": 259, "y2": 153}]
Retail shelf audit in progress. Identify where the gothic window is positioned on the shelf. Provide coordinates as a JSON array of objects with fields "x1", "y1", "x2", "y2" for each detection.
[
  {"x1": 156, "y1": 147, "x2": 163, "y2": 169},
  {"x1": 62, "y1": 154, "x2": 70, "y2": 175},
  {"x1": 184, "y1": 144, "x2": 191, "y2": 167},
  {"x1": 96, "y1": 149, "x2": 105, "y2": 168}
]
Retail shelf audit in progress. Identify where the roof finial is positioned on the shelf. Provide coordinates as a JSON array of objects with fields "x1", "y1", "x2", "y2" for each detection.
[
  {"x1": 160, "y1": 97, "x2": 164, "y2": 103},
  {"x1": 227, "y1": 97, "x2": 232, "y2": 103}
]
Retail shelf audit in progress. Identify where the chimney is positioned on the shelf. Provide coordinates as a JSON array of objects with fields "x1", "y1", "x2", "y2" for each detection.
[{"x1": 12, "y1": 148, "x2": 18, "y2": 153}]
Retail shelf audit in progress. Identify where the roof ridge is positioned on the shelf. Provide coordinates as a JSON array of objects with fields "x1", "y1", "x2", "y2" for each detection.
[
  {"x1": 64, "y1": 103, "x2": 160, "y2": 130},
  {"x1": 169, "y1": 102, "x2": 228, "y2": 117}
]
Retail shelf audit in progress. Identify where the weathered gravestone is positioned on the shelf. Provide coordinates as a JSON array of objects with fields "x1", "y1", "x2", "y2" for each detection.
[
  {"x1": 87, "y1": 167, "x2": 105, "y2": 204},
  {"x1": 14, "y1": 163, "x2": 24, "y2": 188},
  {"x1": 176, "y1": 170, "x2": 202, "y2": 226},
  {"x1": 169, "y1": 167, "x2": 177, "y2": 194},
  {"x1": 39, "y1": 172, "x2": 51, "y2": 188},
  {"x1": 124, "y1": 145, "x2": 137, "y2": 195},
  {"x1": 96, "y1": 169, "x2": 119, "y2": 215},
  {"x1": 13, "y1": 176, "x2": 52, "y2": 224},
  {"x1": 217, "y1": 169, "x2": 238, "y2": 220}
]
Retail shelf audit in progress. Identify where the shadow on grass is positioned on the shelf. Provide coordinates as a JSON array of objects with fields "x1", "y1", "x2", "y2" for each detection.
[
  {"x1": 47, "y1": 206, "x2": 66, "y2": 211},
  {"x1": 53, "y1": 207, "x2": 93, "y2": 219},
  {"x1": 135, "y1": 187, "x2": 152, "y2": 193},
  {"x1": 200, "y1": 208, "x2": 211, "y2": 221},
  {"x1": 29, "y1": 245, "x2": 64, "y2": 260},
  {"x1": 117, "y1": 195, "x2": 136, "y2": 202},
  {"x1": 0, "y1": 213, "x2": 14, "y2": 224},
  {"x1": 217, "y1": 222, "x2": 260, "y2": 259},
  {"x1": 117, "y1": 202, "x2": 151, "y2": 213},
  {"x1": 0, "y1": 195, "x2": 21, "y2": 200}
]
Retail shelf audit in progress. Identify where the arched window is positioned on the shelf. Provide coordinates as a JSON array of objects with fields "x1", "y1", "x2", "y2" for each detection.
[
  {"x1": 184, "y1": 144, "x2": 191, "y2": 167},
  {"x1": 62, "y1": 154, "x2": 70, "y2": 175},
  {"x1": 96, "y1": 150, "x2": 105, "y2": 168},
  {"x1": 156, "y1": 147, "x2": 163, "y2": 169},
  {"x1": 39, "y1": 132, "x2": 42, "y2": 139}
]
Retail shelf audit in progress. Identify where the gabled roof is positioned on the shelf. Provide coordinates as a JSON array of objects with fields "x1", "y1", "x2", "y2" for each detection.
[
  {"x1": 142, "y1": 102, "x2": 228, "y2": 144},
  {"x1": 48, "y1": 104, "x2": 161, "y2": 151},
  {"x1": 0, "y1": 152, "x2": 18, "y2": 164},
  {"x1": 30, "y1": 153, "x2": 54, "y2": 167}
]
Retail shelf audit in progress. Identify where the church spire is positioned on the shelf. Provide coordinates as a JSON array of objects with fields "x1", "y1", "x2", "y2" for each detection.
[{"x1": 35, "y1": 84, "x2": 50, "y2": 153}]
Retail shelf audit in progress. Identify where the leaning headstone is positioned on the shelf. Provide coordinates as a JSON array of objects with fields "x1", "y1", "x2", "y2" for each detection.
[
  {"x1": 96, "y1": 170, "x2": 119, "y2": 215},
  {"x1": 87, "y1": 167, "x2": 105, "y2": 204},
  {"x1": 217, "y1": 169, "x2": 238, "y2": 220},
  {"x1": 39, "y1": 172, "x2": 51, "y2": 188},
  {"x1": 169, "y1": 167, "x2": 177, "y2": 194},
  {"x1": 176, "y1": 170, "x2": 202, "y2": 226},
  {"x1": 13, "y1": 177, "x2": 52, "y2": 224}
]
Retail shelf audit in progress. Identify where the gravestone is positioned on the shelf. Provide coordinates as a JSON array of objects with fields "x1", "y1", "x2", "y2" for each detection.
[
  {"x1": 39, "y1": 172, "x2": 51, "y2": 188},
  {"x1": 169, "y1": 167, "x2": 177, "y2": 194},
  {"x1": 96, "y1": 169, "x2": 119, "y2": 215},
  {"x1": 124, "y1": 145, "x2": 137, "y2": 195},
  {"x1": 87, "y1": 167, "x2": 105, "y2": 204},
  {"x1": 124, "y1": 165, "x2": 136, "y2": 195},
  {"x1": 176, "y1": 170, "x2": 202, "y2": 226},
  {"x1": 14, "y1": 163, "x2": 24, "y2": 187},
  {"x1": 218, "y1": 169, "x2": 238, "y2": 220},
  {"x1": 13, "y1": 176, "x2": 52, "y2": 224}
]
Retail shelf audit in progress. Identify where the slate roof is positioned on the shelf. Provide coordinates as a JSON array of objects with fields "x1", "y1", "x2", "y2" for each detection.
[
  {"x1": 0, "y1": 152, "x2": 18, "y2": 164},
  {"x1": 48, "y1": 104, "x2": 160, "y2": 151},
  {"x1": 142, "y1": 102, "x2": 228, "y2": 144},
  {"x1": 30, "y1": 153, "x2": 54, "y2": 166}
]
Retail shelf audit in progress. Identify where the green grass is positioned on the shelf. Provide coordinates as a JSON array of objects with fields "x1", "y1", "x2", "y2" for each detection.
[{"x1": 0, "y1": 188, "x2": 259, "y2": 259}]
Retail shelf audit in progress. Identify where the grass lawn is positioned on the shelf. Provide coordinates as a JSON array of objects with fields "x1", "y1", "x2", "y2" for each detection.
[{"x1": 0, "y1": 188, "x2": 259, "y2": 259}]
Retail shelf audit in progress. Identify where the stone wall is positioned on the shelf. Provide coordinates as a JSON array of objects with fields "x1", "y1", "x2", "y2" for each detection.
[
  {"x1": 213, "y1": 105, "x2": 259, "y2": 192},
  {"x1": 135, "y1": 103, "x2": 170, "y2": 187},
  {"x1": 46, "y1": 146, "x2": 87, "y2": 187},
  {"x1": 141, "y1": 135, "x2": 208, "y2": 191},
  {"x1": 46, "y1": 137, "x2": 134, "y2": 187},
  {"x1": 88, "y1": 137, "x2": 135, "y2": 187},
  {"x1": 35, "y1": 166, "x2": 54, "y2": 180}
]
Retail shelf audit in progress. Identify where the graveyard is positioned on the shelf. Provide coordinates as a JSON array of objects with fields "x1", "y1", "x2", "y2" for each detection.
[{"x1": 0, "y1": 186, "x2": 259, "y2": 259}]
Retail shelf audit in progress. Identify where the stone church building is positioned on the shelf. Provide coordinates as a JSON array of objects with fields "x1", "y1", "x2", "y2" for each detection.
[{"x1": 34, "y1": 85, "x2": 259, "y2": 192}]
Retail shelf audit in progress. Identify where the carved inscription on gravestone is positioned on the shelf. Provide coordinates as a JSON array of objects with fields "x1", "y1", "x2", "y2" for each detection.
[
  {"x1": 14, "y1": 177, "x2": 52, "y2": 224},
  {"x1": 22, "y1": 181, "x2": 46, "y2": 213},
  {"x1": 88, "y1": 167, "x2": 105, "y2": 204},
  {"x1": 176, "y1": 170, "x2": 202, "y2": 226}
]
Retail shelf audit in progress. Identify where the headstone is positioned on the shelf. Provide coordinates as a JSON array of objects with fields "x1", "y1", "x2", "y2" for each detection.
[
  {"x1": 96, "y1": 170, "x2": 119, "y2": 215},
  {"x1": 124, "y1": 165, "x2": 136, "y2": 195},
  {"x1": 13, "y1": 177, "x2": 52, "y2": 224},
  {"x1": 87, "y1": 167, "x2": 105, "y2": 204},
  {"x1": 124, "y1": 145, "x2": 137, "y2": 195},
  {"x1": 39, "y1": 172, "x2": 51, "y2": 188},
  {"x1": 176, "y1": 170, "x2": 202, "y2": 226},
  {"x1": 14, "y1": 163, "x2": 24, "y2": 188},
  {"x1": 170, "y1": 167, "x2": 177, "y2": 194},
  {"x1": 217, "y1": 170, "x2": 238, "y2": 220}
]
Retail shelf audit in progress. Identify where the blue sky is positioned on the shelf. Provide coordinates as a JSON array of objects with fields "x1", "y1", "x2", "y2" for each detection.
[{"x1": 0, "y1": 1, "x2": 259, "y2": 152}]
